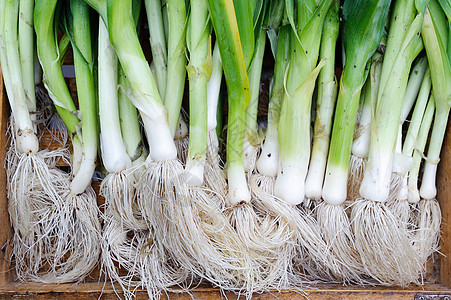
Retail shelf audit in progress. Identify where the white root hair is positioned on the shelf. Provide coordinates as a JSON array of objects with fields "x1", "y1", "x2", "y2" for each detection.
[
  {"x1": 385, "y1": 173, "x2": 414, "y2": 232},
  {"x1": 100, "y1": 170, "x2": 147, "y2": 230},
  {"x1": 351, "y1": 199, "x2": 422, "y2": 286},
  {"x1": 243, "y1": 141, "x2": 260, "y2": 175},
  {"x1": 6, "y1": 91, "x2": 98, "y2": 283},
  {"x1": 315, "y1": 202, "x2": 366, "y2": 284},
  {"x1": 412, "y1": 199, "x2": 441, "y2": 277},
  {"x1": 169, "y1": 185, "x2": 259, "y2": 291},
  {"x1": 100, "y1": 215, "x2": 189, "y2": 300},
  {"x1": 37, "y1": 187, "x2": 101, "y2": 283},
  {"x1": 11, "y1": 174, "x2": 101, "y2": 283},
  {"x1": 175, "y1": 136, "x2": 189, "y2": 165},
  {"x1": 247, "y1": 173, "x2": 327, "y2": 289},
  {"x1": 204, "y1": 130, "x2": 227, "y2": 196},
  {"x1": 135, "y1": 159, "x2": 256, "y2": 293},
  {"x1": 6, "y1": 135, "x2": 74, "y2": 281},
  {"x1": 249, "y1": 173, "x2": 349, "y2": 284},
  {"x1": 347, "y1": 155, "x2": 366, "y2": 202}
]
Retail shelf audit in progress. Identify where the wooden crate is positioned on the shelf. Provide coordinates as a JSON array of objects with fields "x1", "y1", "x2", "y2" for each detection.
[{"x1": 1, "y1": 57, "x2": 451, "y2": 300}]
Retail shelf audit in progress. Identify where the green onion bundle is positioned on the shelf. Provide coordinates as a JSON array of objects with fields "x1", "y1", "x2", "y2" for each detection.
[{"x1": 2, "y1": 0, "x2": 451, "y2": 296}]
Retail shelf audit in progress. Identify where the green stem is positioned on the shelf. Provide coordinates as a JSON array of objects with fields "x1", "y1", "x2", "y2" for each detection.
[
  {"x1": 208, "y1": 0, "x2": 251, "y2": 205},
  {"x1": 232, "y1": 0, "x2": 254, "y2": 69},
  {"x1": 378, "y1": 0, "x2": 416, "y2": 97},
  {"x1": 1, "y1": 0, "x2": 38, "y2": 154},
  {"x1": 408, "y1": 97, "x2": 435, "y2": 203},
  {"x1": 185, "y1": 0, "x2": 210, "y2": 185},
  {"x1": 145, "y1": 0, "x2": 167, "y2": 98},
  {"x1": 107, "y1": 0, "x2": 176, "y2": 161},
  {"x1": 322, "y1": 0, "x2": 390, "y2": 205},
  {"x1": 70, "y1": 0, "x2": 98, "y2": 193},
  {"x1": 163, "y1": 0, "x2": 187, "y2": 136},
  {"x1": 19, "y1": 0, "x2": 36, "y2": 113},
  {"x1": 35, "y1": 0, "x2": 80, "y2": 135},
  {"x1": 118, "y1": 65, "x2": 143, "y2": 161},
  {"x1": 402, "y1": 68, "x2": 431, "y2": 157},
  {"x1": 244, "y1": 27, "x2": 266, "y2": 139},
  {"x1": 305, "y1": 2, "x2": 339, "y2": 199}
]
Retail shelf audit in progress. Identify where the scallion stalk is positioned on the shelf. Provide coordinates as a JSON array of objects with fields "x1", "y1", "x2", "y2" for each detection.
[
  {"x1": 69, "y1": 0, "x2": 99, "y2": 194},
  {"x1": 163, "y1": 0, "x2": 187, "y2": 137},
  {"x1": 19, "y1": 0, "x2": 36, "y2": 116},
  {"x1": 208, "y1": 0, "x2": 252, "y2": 205},
  {"x1": 255, "y1": 24, "x2": 289, "y2": 178},
  {"x1": 184, "y1": 0, "x2": 210, "y2": 185},
  {"x1": 419, "y1": 5, "x2": 451, "y2": 201},
  {"x1": 304, "y1": 1, "x2": 339, "y2": 201},
  {"x1": 98, "y1": 19, "x2": 131, "y2": 174},
  {"x1": 348, "y1": 51, "x2": 383, "y2": 202},
  {"x1": 274, "y1": 0, "x2": 333, "y2": 205},
  {"x1": 322, "y1": 0, "x2": 390, "y2": 206},
  {"x1": 118, "y1": 65, "x2": 144, "y2": 162},
  {"x1": 145, "y1": 0, "x2": 167, "y2": 99},
  {"x1": 353, "y1": 2, "x2": 426, "y2": 285},
  {"x1": 107, "y1": 0, "x2": 176, "y2": 162}
]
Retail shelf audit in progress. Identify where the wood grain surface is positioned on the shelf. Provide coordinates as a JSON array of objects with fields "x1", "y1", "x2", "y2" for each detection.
[
  {"x1": 0, "y1": 64, "x2": 13, "y2": 287},
  {"x1": 0, "y1": 282, "x2": 451, "y2": 300},
  {"x1": 437, "y1": 116, "x2": 451, "y2": 287}
]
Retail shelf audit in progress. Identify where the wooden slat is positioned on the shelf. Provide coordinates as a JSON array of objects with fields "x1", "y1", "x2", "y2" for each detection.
[
  {"x1": 437, "y1": 117, "x2": 451, "y2": 287},
  {"x1": 0, "y1": 282, "x2": 450, "y2": 299},
  {"x1": 0, "y1": 65, "x2": 13, "y2": 286}
]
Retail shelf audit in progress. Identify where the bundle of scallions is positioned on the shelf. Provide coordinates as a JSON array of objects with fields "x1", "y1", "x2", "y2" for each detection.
[{"x1": 0, "y1": 0, "x2": 450, "y2": 297}]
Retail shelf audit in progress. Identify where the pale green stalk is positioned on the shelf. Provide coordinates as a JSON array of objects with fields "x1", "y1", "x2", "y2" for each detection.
[
  {"x1": 396, "y1": 63, "x2": 431, "y2": 203},
  {"x1": 322, "y1": 0, "x2": 390, "y2": 205},
  {"x1": 163, "y1": 0, "x2": 187, "y2": 136},
  {"x1": 184, "y1": 0, "x2": 210, "y2": 185},
  {"x1": 245, "y1": 27, "x2": 266, "y2": 137},
  {"x1": 98, "y1": 18, "x2": 131, "y2": 173},
  {"x1": 408, "y1": 97, "x2": 435, "y2": 203},
  {"x1": 19, "y1": 0, "x2": 36, "y2": 114},
  {"x1": 351, "y1": 52, "x2": 383, "y2": 160},
  {"x1": 118, "y1": 65, "x2": 143, "y2": 161},
  {"x1": 402, "y1": 68, "x2": 432, "y2": 157},
  {"x1": 393, "y1": 56, "x2": 428, "y2": 182},
  {"x1": 145, "y1": 0, "x2": 167, "y2": 98},
  {"x1": 107, "y1": 0, "x2": 176, "y2": 162},
  {"x1": 305, "y1": 1, "x2": 339, "y2": 200},
  {"x1": 256, "y1": 25, "x2": 290, "y2": 177},
  {"x1": 69, "y1": 0, "x2": 99, "y2": 194},
  {"x1": 207, "y1": 0, "x2": 251, "y2": 205},
  {"x1": 243, "y1": 26, "x2": 266, "y2": 171},
  {"x1": 360, "y1": 12, "x2": 424, "y2": 202},
  {"x1": 401, "y1": 56, "x2": 429, "y2": 122},
  {"x1": 378, "y1": 0, "x2": 416, "y2": 97},
  {"x1": 274, "y1": 0, "x2": 334, "y2": 205},
  {"x1": 420, "y1": 5, "x2": 451, "y2": 200},
  {"x1": 207, "y1": 42, "x2": 222, "y2": 134},
  {"x1": 1, "y1": 0, "x2": 38, "y2": 154}
]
